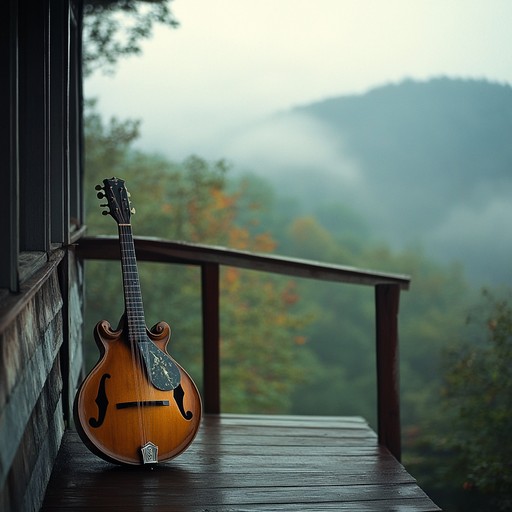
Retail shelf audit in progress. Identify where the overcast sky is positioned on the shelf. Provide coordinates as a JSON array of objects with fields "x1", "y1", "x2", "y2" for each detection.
[{"x1": 86, "y1": 0, "x2": 512, "y2": 160}]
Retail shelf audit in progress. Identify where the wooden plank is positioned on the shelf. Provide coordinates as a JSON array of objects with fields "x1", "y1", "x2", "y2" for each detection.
[
  {"x1": 18, "y1": 251, "x2": 48, "y2": 283},
  {"x1": 22, "y1": 401, "x2": 64, "y2": 512},
  {"x1": 211, "y1": 413, "x2": 368, "y2": 427},
  {"x1": 60, "y1": 248, "x2": 85, "y2": 424},
  {"x1": 0, "y1": 249, "x2": 64, "y2": 335},
  {"x1": 217, "y1": 413, "x2": 367, "y2": 422},
  {"x1": 42, "y1": 416, "x2": 439, "y2": 511},
  {"x1": 44, "y1": 484, "x2": 433, "y2": 509},
  {"x1": 0, "y1": 267, "x2": 63, "y2": 406},
  {"x1": 77, "y1": 236, "x2": 411, "y2": 289},
  {"x1": 375, "y1": 284, "x2": 401, "y2": 461},
  {"x1": 199, "y1": 429, "x2": 378, "y2": 443},
  {"x1": 1, "y1": 359, "x2": 64, "y2": 512},
  {"x1": 165, "y1": 500, "x2": 440, "y2": 512},
  {"x1": 0, "y1": 269, "x2": 63, "y2": 490},
  {"x1": 166, "y1": 500, "x2": 441, "y2": 512},
  {"x1": 201, "y1": 262, "x2": 220, "y2": 413}
]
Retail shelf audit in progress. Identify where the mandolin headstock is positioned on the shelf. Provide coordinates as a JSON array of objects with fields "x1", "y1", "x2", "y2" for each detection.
[{"x1": 96, "y1": 177, "x2": 135, "y2": 225}]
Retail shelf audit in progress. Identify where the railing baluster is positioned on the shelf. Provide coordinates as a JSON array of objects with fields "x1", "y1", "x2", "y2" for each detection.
[
  {"x1": 201, "y1": 262, "x2": 220, "y2": 414},
  {"x1": 375, "y1": 283, "x2": 401, "y2": 461}
]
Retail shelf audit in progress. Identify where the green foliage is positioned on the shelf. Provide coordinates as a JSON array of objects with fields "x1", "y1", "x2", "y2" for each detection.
[
  {"x1": 441, "y1": 290, "x2": 512, "y2": 508},
  {"x1": 83, "y1": 0, "x2": 179, "y2": 76},
  {"x1": 220, "y1": 270, "x2": 321, "y2": 413},
  {"x1": 282, "y1": 220, "x2": 472, "y2": 429},
  {"x1": 368, "y1": 247, "x2": 472, "y2": 426}
]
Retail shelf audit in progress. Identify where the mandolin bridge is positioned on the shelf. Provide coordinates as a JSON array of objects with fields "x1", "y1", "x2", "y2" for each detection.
[{"x1": 116, "y1": 400, "x2": 170, "y2": 410}]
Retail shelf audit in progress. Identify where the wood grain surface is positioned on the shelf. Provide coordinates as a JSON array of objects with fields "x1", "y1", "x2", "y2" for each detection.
[{"x1": 42, "y1": 414, "x2": 440, "y2": 511}]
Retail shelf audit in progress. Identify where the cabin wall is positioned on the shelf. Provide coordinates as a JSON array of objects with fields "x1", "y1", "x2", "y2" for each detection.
[
  {"x1": 0, "y1": 0, "x2": 84, "y2": 508},
  {"x1": 0, "y1": 249, "x2": 84, "y2": 512}
]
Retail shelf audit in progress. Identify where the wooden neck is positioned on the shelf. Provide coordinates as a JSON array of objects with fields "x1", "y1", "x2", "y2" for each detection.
[{"x1": 118, "y1": 224, "x2": 146, "y2": 342}]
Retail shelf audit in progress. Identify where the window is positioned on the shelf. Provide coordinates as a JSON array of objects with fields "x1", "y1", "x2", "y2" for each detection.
[{"x1": 0, "y1": 0, "x2": 83, "y2": 292}]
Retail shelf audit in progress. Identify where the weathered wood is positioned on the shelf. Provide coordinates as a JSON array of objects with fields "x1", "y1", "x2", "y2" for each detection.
[
  {"x1": 0, "y1": 255, "x2": 68, "y2": 512},
  {"x1": 0, "y1": 297, "x2": 63, "y2": 482},
  {"x1": 2, "y1": 360, "x2": 64, "y2": 512},
  {"x1": 0, "y1": 268, "x2": 63, "y2": 414},
  {"x1": 77, "y1": 236, "x2": 411, "y2": 289},
  {"x1": 375, "y1": 284, "x2": 401, "y2": 461},
  {"x1": 18, "y1": 251, "x2": 48, "y2": 283},
  {"x1": 0, "y1": 0, "x2": 83, "y2": 510},
  {"x1": 41, "y1": 415, "x2": 439, "y2": 511},
  {"x1": 0, "y1": 250, "x2": 64, "y2": 335},
  {"x1": 201, "y1": 262, "x2": 220, "y2": 413},
  {"x1": 59, "y1": 248, "x2": 85, "y2": 425}
]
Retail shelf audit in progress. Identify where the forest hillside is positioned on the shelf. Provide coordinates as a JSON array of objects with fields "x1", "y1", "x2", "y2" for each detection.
[{"x1": 226, "y1": 78, "x2": 512, "y2": 285}]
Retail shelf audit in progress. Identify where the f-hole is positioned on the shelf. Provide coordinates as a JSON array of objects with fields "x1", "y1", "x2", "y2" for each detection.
[
  {"x1": 89, "y1": 373, "x2": 111, "y2": 428},
  {"x1": 173, "y1": 384, "x2": 193, "y2": 420}
]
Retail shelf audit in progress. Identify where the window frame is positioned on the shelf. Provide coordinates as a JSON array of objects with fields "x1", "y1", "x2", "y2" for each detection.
[{"x1": 0, "y1": 0, "x2": 83, "y2": 293}]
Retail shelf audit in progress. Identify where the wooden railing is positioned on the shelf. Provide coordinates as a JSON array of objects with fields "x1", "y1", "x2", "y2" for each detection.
[{"x1": 76, "y1": 236, "x2": 410, "y2": 461}]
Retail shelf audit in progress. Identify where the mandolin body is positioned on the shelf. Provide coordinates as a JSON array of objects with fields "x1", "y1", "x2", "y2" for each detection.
[{"x1": 74, "y1": 317, "x2": 202, "y2": 465}]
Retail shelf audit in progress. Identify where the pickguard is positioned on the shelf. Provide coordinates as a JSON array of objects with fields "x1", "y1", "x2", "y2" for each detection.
[{"x1": 138, "y1": 341, "x2": 181, "y2": 391}]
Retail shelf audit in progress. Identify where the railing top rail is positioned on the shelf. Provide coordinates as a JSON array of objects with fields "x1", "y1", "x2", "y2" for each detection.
[{"x1": 76, "y1": 236, "x2": 410, "y2": 290}]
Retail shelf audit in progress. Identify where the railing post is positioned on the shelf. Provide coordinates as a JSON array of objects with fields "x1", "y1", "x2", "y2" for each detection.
[
  {"x1": 201, "y1": 262, "x2": 220, "y2": 414},
  {"x1": 375, "y1": 283, "x2": 401, "y2": 461}
]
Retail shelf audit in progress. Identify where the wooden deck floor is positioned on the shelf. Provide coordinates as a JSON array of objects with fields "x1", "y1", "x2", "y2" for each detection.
[{"x1": 41, "y1": 414, "x2": 440, "y2": 511}]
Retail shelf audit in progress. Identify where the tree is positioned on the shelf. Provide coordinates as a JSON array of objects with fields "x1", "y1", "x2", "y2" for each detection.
[
  {"x1": 441, "y1": 290, "x2": 512, "y2": 509},
  {"x1": 83, "y1": 0, "x2": 179, "y2": 76},
  {"x1": 278, "y1": 211, "x2": 473, "y2": 430}
]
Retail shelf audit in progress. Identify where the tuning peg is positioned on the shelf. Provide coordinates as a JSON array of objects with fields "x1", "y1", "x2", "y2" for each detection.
[
  {"x1": 130, "y1": 208, "x2": 136, "y2": 214},
  {"x1": 95, "y1": 184, "x2": 104, "y2": 191},
  {"x1": 100, "y1": 203, "x2": 108, "y2": 208},
  {"x1": 97, "y1": 191, "x2": 105, "y2": 199},
  {"x1": 101, "y1": 210, "x2": 109, "y2": 216}
]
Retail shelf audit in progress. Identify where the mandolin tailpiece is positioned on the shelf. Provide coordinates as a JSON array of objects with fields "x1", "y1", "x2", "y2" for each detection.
[{"x1": 141, "y1": 441, "x2": 159, "y2": 464}]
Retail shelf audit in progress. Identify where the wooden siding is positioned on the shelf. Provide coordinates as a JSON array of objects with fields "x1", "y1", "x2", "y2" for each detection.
[
  {"x1": 42, "y1": 415, "x2": 440, "y2": 511},
  {"x1": 61, "y1": 249, "x2": 85, "y2": 424},
  {"x1": 0, "y1": 249, "x2": 84, "y2": 512},
  {"x1": 1, "y1": 0, "x2": 84, "y2": 509}
]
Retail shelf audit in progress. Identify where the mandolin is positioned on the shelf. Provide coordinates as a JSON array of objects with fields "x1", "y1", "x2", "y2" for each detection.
[{"x1": 74, "y1": 177, "x2": 202, "y2": 465}]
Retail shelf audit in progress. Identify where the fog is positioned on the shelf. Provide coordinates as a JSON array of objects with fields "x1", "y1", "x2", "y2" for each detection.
[
  {"x1": 87, "y1": 0, "x2": 512, "y2": 160},
  {"x1": 86, "y1": 0, "x2": 512, "y2": 285},
  {"x1": 215, "y1": 96, "x2": 512, "y2": 286}
]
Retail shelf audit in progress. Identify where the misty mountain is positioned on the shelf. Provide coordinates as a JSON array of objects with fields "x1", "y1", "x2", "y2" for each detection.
[{"x1": 227, "y1": 78, "x2": 512, "y2": 285}]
